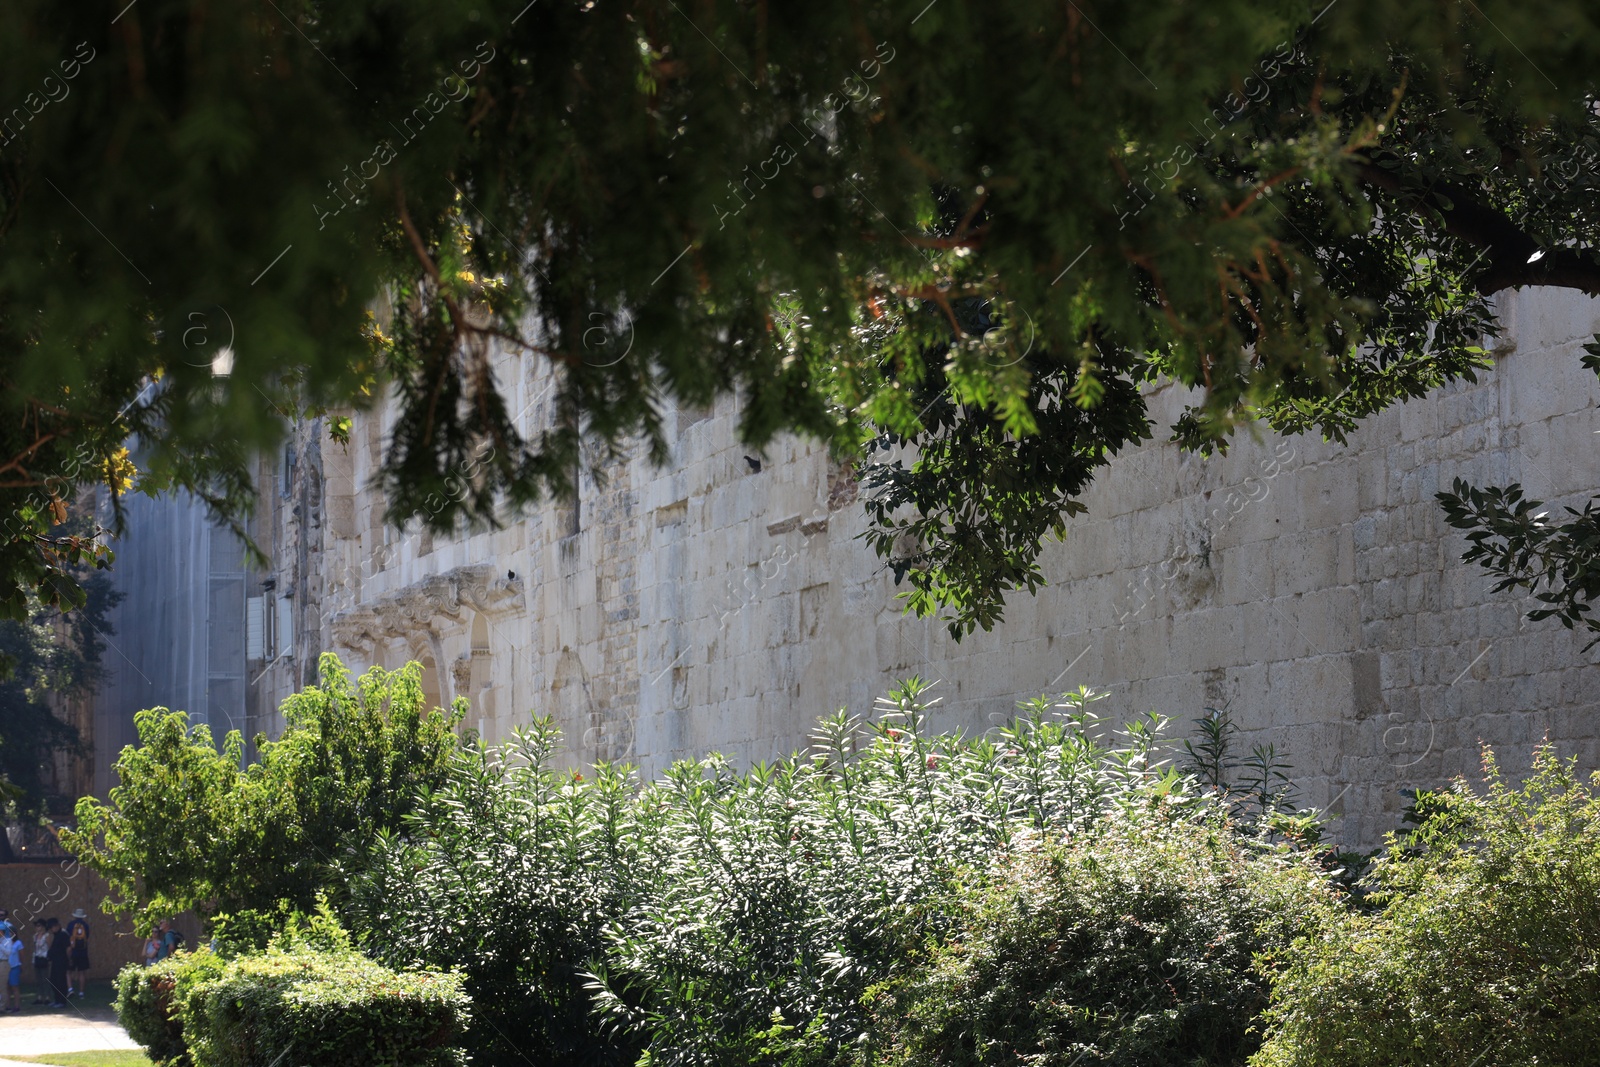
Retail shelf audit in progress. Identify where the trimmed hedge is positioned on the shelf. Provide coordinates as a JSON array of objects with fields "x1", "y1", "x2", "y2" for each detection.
[
  {"x1": 192, "y1": 950, "x2": 469, "y2": 1067},
  {"x1": 115, "y1": 949, "x2": 227, "y2": 1066},
  {"x1": 115, "y1": 946, "x2": 468, "y2": 1067}
]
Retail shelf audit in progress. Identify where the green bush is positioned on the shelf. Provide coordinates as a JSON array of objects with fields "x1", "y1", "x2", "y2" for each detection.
[
  {"x1": 186, "y1": 949, "x2": 469, "y2": 1067},
  {"x1": 866, "y1": 818, "x2": 1333, "y2": 1067},
  {"x1": 353, "y1": 682, "x2": 1328, "y2": 1067},
  {"x1": 350, "y1": 718, "x2": 656, "y2": 1067},
  {"x1": 1255, "y1": 744, "x2": 1600, "y2": 1067},
  {"x1": 115, "y1": 927, "x2": 467, "y2": 1067},
  {"x1": 588, "y1": 686, "x2": 1204, "y2": 1067},
  {"x1": 114, "y1": 950, "x2": 228, "y2": 1067},
  {"x1": 67, "y1": 653, "x2": 466, "y2": 931}
]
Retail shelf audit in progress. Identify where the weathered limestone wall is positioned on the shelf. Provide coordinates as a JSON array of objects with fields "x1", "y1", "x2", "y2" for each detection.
[{"x1": 272, "y1": 287, "x2": 1600, "y2": 848}]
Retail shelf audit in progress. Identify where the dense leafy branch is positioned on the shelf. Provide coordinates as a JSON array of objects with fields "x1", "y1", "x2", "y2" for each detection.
[
  {"x1": 1439, "y1": 477, "x2": 1600, "y2": 648},
  {"x1": 1353, "y1": 161, "x2": 1600, "y2": 295},
  {"x1": 0, "y1": 544, "x2": 118, "y2": 824}
]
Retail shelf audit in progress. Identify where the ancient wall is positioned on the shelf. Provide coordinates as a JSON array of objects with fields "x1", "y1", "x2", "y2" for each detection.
[{"x1": 268, "y1": 287, "x2": 1600, "y2": 849}]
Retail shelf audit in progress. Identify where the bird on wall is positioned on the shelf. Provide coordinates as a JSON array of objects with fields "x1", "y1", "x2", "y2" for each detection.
[{"x1": 744, "y1": 455, "x2": 762, "y2": 473}]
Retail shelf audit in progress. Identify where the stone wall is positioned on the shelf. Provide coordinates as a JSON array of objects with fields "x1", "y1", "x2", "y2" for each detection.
[{"x1": 260, "y1": 287, "x2": 1600, "y2": 849}]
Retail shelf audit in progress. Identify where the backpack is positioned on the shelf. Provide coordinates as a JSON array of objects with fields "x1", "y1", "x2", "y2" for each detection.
[{"x1": 170, "y1": 929, "x2": 186, "y2": 950}]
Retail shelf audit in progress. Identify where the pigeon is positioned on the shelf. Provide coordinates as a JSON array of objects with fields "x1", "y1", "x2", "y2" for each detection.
[{"x1": 744, "y1": 455, "x2": 763, "y2": 473}]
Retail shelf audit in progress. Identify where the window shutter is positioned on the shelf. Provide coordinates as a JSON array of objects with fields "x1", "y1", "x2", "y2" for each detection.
[
  {"x1": 246, "y1": 597, "x2": 265, "y2": 660},
  {"x1": 276, "y1": 596, "x2": 295, "y2": 659}
]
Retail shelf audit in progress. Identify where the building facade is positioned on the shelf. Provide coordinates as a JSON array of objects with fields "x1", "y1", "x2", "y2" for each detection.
[{"x1": 95, "y1": 480, "x2": 249, "y2": 796}]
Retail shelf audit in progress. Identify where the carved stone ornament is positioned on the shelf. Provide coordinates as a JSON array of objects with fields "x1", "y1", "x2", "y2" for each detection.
[
  {"x1": 451, "y1": 653, "x2": 473, "y2": 695},
  {"x1": 328, "y1": 564, "x2": 523, "y2": 650}
]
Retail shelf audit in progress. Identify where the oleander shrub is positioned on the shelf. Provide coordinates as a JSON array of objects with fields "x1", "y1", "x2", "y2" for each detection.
[
  {"x1": 864, "y1": 818, "x2": 1334, "y2": 1067},
  {"x1": 1254, "y1": 744, "x2": 1600, "y2": 1067},
  {"x1": 353, "y1": 682, "x2": 1324, "y2": 1067},
  {"x1": 588, "y1": 686, "x2": 1204, "y2": 1067},
  {"x1": 350, "y1": 717, "x2": 648, "y2": 1067}
]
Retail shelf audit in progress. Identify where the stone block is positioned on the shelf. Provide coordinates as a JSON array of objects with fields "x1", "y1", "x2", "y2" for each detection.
[
  {"x1": 1218, "y1": 548, "x2": 1275, "y2": 609},
  {"x1": 1271, "y1": 530, "x2": 1341, "y2": 598},
  {"x1": 1177, "y1": 607, "x2": 1247, "y2": 670}
]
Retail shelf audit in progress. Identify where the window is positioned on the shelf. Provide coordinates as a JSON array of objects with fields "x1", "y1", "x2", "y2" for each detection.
[{"x1": 280, "y1": 444, "x2": 297, "y2": 498}]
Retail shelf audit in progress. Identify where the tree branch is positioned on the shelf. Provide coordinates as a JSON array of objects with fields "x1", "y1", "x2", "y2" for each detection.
[{"x1": 1354, "y1": 162, "x2": 1600, "y2": 296}]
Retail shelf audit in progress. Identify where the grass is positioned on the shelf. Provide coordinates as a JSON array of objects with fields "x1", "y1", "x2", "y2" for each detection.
[{"x1": 0, "y1": 1053, "x2": 150, "y2": 1067}]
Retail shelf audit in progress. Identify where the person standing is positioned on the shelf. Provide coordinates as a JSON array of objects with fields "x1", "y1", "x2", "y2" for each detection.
[
  {"x1": 153, "y1": 918, "x2": 184, "y2": 962},
  {"x1": 2, "y1": 923, "x2": 21, "y2": 1012},
  {"x1": 45, "y1": 919, "x2": 68, "y2": 1008},
  {"x1": 64, "y1": 910, "x2": 90, "y2": 996},
  {"x1": 66, "y1": 921, "x2": 89, "y2": 998},
  {"x1": 153, "y1": 919, "x2": 170, "y2": 962},
  {"x1": 141, "y1": 929, "x2": 160, "y2": 967},
  {"x1": 31, "y1": 919, "x2": 49, "y2": 1004}
]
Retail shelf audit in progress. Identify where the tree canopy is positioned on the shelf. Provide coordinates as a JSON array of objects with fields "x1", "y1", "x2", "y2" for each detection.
[
  {"x1": 62, "y1": 654, "x2": 465, "y2": 932},
  {"x1": 3, "y1": 0, "x2": 1599, "y2": 635},
  {"x1": 0, "y1": 561, "x2": 116, "y2": 830}
]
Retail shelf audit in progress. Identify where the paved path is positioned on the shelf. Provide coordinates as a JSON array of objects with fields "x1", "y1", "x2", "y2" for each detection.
[{"x1": 0, "y1": 995, "x2": 140, "y2": 1059}]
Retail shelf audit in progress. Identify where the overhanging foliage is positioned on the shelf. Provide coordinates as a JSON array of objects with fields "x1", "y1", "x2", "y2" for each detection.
[{"x1": 2, "y1": 1, "x2": 1598, "y2": 633}]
